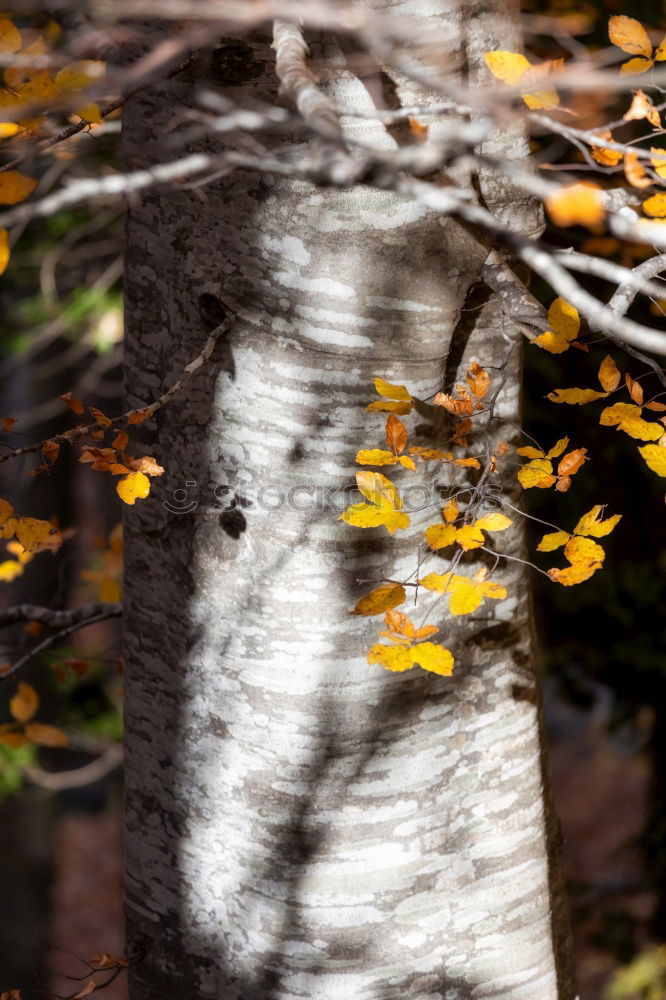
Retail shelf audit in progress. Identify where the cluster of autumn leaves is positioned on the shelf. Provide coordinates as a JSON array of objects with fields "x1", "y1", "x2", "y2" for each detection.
[
  {"x1": 0, "y1": 15, "x2": 107, "y2": 275},
  {"x1": 0, "y1": 392, "x2": 163, "y2": 587},
  {"x1": 487, "y1": 16, "x2": 666, "y2": 230},
  {"x1": 339, "y1": 348, "x2": 661, "y2": 676}
]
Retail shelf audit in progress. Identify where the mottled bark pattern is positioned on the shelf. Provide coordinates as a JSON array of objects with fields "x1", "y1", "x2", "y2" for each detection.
[{"x1": 123, "y1": 2, "x2": 576, "y2": 998}]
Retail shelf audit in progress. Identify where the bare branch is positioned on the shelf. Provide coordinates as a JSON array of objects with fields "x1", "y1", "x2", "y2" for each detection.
[
  {"x1": 24, "y1": 742, "x2": 123, "y2": 791},
  {"x1": 0, "y1": 317, "x2": 231, "y2": 465},
  {"x1": 0, "y1": 602, "x2": 121, "y2": 629},
  {"x1": 272, "y1": 20, "x2": 342, "y2": 140}
]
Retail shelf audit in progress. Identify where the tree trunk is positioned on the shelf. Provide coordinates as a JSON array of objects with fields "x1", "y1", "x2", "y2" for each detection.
[{"x1": 123, "y1": 2, "x2": 576, "y2": 997}]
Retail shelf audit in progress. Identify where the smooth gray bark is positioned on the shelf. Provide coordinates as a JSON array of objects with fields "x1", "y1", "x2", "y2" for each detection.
[{"x1": 123, "y1": 3, "x2": 576, "y2": 998}]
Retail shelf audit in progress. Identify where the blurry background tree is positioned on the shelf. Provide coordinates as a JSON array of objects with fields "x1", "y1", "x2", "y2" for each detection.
[{"x1": 0, "y1": 1, "x2": 665, "y2": 999}]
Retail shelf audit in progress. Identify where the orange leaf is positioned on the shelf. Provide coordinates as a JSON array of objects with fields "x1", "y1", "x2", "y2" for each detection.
[
  {"x1": 433, "y1": 392, "x2": 474, "y2": 416},
  {"x1": 89, "y1": 406, "x2": 112, "y2": 427},
  {"x1": 385, "y1": 414, "x2": 408, "y2": 455},
  {"x1": 9, "y1": 681, "x2": 38, "y2": 723},
  {"x1": 609, "y1": 15, "x2": 652, "y2": 58},
  {"x1": 466, "y1": 361, "x2": 490, "y2": 399},
  {"x1": 24, "y1": 722, "x2": 68, "y2": 747},
  {"x1": 557, "y1": 448, "x2": 588, "y2": 477},
  {"x1": 128, "y1": 455, "x2": 164, "y2": 477},
  {"x1": 545, "y1": 183, "x2": 604, "y2": 229},
  {"x1": 598, "y1": 355, "x2": 621, "y2": 392},
  {"x1": 624, "y1": 151, "x2": 652, "y2": 189},
  {"x1": 351, "y1": 583, "x2": 406, "y2": 616},
  {"x1": 643, "y1": 193, "x2": 666, "y2": 218},
  {"x1": 625, "y1": 374, "x2": 644, "y2": 405},
  {"x1": 127, "y1": 408, "x2": 150, "y2": 424},
  {"x1": 591, "y1": 131, "x2": 622, "y2": 168},
  {"x1": 61, "y1": 391, "x2": 84, "y2": 415},
  {"x1": 0, "y1": 171, "x2": 37, "y2": 205},
  {"x1": 623, "y1": 89, "x2": 661, "y2": 128}
]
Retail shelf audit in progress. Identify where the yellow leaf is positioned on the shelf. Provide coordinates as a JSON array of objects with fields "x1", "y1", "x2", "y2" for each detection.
[
  {"x1": 548, "y1": 561, "x2": 602, "y2": 586},
  {"x1": 424, "y1": 523, "x2": 457, "y2": 550},
  {"x1": 340, "y1": 502, "x2": 388, "y2": 529},
  {"x1": 443, "y1": 498, "x2": 459, "y2": 523},
  {"x1": 0, "y1": 171, "x2": 36, "y2": 205},
  {"x1": 74, "y1": 102, "x2": 102, "y2": 123},
  {"x1": 598, "y1": 355, "x2": 621, "y2": 392},
  {"x1": 409, "y1": 446, "x2": 453, "y2": 462},
  {"x1": 650, "y1": 148, "x2": 666, "y2": 178},
  {"x1": 419, "y1": 572, "x2": 506, "y2": 615},
  {"x1": 547, "y1": 388, "x2": 607, "y2": 404},
  {"x1": 453, "y1": 457, "x2": 481, "y2": 469},
  {"x1": 372, "y1": 378, "x2": 411, "y2": 401},
  {"x1": 0, "y1": 499, "x2": 13, "y2": 525},
  {"x1": 474, "y1": 512, "x2": 512, "y2": 531},
  {"x1": 455, "y1": 525, "x2": 485, "y2": 550},
  {"x1": 54, "y1": 60, "x2": 105, "y2": 95},
  {"x1": 537, "y1": 530, "x2": 571, "y2": 552},
  {"x1": 643, "y1": 193, "x2": 666, "y2": 218},
  {"x1": 545, "y1": 183, "x2": 605, "y2": 229},
  {"x1": 0, "y1": 19, "x2": 21, "y2": 54},
  {"x1": 341, "y1": 471, "x2": 409, "y2": 535},
  {"x1": 564, "y1": 535, "x2": 605, "y2": 564},
  {"x1": 522, "y1": 87, "x2": 559, "y2": 111},
  {"x1": 549, "y1": 298, "x2": 580, "y2": 344},
  {"x1": 448, "y1": 576, "x2": 484, "y2": 615},
  {"x1": 366, "y1": 401, "x2": 412, "y2": 414},
  {"x1": 24, "y1": 722, "x2": 68, "y2": 747},
  {"x1": 478, "y1": 580, "x2": 508, "y2": 601},
  {"x1": 532, "y1": 331, "x2": 571, "y2": 354},
  {"x1": 656, "y1": 34, "x2": 666, "y2": 60},
  {"x1": 620, "y1": 57, "x2": 654, "y2": 74},
  {"x1": 517, "y1": 445, "x2": 545, "y2": 459},
  {"x1": 356, "y1": 449, "x2": 399, "y2": 466},
  {"x1": 484, "y1": 50, "x2": 531, "y2": 85},
  {"x1": 599, "y1": 402, "x2": 663, "y2": 440},
  {"x1": 638, "y1": 443, "x2": 666, "y2": 476},
  {"x1": 397, "y1": 456, "x2": 416, "y2": 470},
  {"x1": 356, "y1": 470, "x2": 401, "y2": 507},
  {"x1": 546, "y1": 436, "x2": 570, "y2": 459},
  {"x1": 99, "y1": 576, "x2": 122, "y2": 603},
  {"x1": 352, "y1": 583, "x2": 406, "y2": 616},
  {"x1": 518, "y1": 458, "x2": 556, "y2": 489},
  {"x1": 574, "y1": 505, "x2": 622, "y2": 537},
  {"x1": 411, "y1": 642, "x2": 454, "y2": 676},
  {"x1": 609, "y1": 15, "x2": 652, "y2": 57},
  {"x1": 10, "y1": 682, "x2": 38, "y2": 723},
  {"x1": 0, "y1": 229, "x2": 9, "y2": 276},
  {"x1": 0, "y1": 559, "x2": 23, "y2": 582},
  {"x1": 14, "y1": 517, "x2": 62, "y2": 553},
  {"x1": 367, "y1": 643, "x2": 413, "y2": 672},
  {"x1": 116, "y1": 471, "x2": 150, "y2": 505}
]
